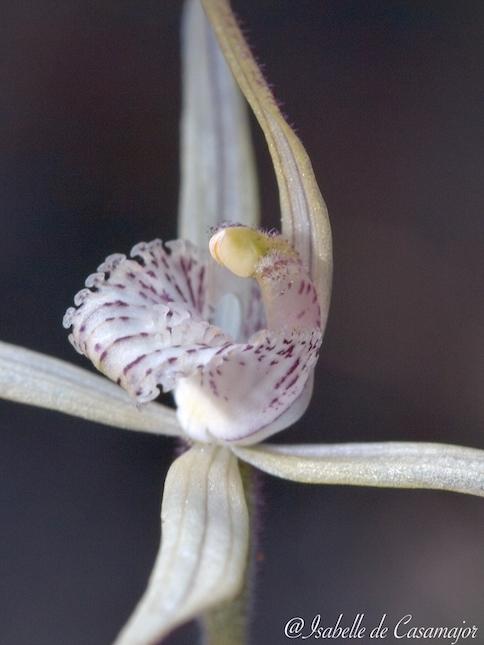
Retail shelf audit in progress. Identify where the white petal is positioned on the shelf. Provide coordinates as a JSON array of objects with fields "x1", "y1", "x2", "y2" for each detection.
[
  {"x1": 64, "y1": 239, "x2": 233, "y2": 402},
  {"x1": 0, "y1": 341, "x2": 180, "y2": 436},
  {"x1": 175, "y1": 329, "x2": 321, "y2": 444},
  {"x1": 179, "y1": 0, "x2": 259, "y2": 244},
  {"x1": 114, "y1": 444, "x2": 249, "y2": 644},
  {"x1": 179, "y1": 0, "x2": 262, "y2": 342},
  {"x1": 201, "y1": 0, "x2": 332, "y2": 331},
  {"x1": 234, "y1": 442, "x2": 484, "y2": 497}
]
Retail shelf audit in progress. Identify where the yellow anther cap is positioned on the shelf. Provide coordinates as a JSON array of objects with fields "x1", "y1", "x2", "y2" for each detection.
[{"x1": 209, "y1": 226, "x2": 271, "y2": 278}]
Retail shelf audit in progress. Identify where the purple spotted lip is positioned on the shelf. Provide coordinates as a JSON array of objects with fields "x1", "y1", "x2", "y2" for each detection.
[{"x1": 64, "y1": 231, "x2": 322, "y2": 444}]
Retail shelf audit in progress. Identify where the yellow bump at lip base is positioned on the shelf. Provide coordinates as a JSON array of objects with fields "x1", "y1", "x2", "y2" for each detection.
[{"x1": 209, "y1": 226, "x2": 271, "y2": 278}]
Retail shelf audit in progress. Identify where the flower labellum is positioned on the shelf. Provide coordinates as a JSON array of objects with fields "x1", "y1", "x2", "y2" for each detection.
[{"x1": 63, "y1": 226, "x2": 321, "y2": 444}]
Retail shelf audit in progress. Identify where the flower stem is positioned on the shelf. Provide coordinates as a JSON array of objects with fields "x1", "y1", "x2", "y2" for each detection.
[{"x1": 200, "y1": 591, "x2": 248, "y2": 645}]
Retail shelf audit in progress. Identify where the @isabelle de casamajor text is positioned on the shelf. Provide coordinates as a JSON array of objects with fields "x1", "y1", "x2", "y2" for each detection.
[{"x1": 283, "y1": 613, "x2": 479, "y2": 644}]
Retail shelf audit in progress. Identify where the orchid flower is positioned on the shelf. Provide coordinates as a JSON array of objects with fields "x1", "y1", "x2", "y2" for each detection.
[{"x1": 1, "y1": 1, "x2": 483, "y2": 644}]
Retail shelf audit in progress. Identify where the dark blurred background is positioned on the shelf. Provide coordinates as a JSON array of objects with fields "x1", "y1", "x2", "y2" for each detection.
[{"x1": 1, "y1": 1, "x2": 483, "y2": 643}]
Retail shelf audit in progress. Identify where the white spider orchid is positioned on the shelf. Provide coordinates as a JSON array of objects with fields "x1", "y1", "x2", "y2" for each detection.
[
  {"x1": 63, "y1": 225, "x2": 322, "y2": 445},
  {"x1": 1, "y1": 1, "x2": 483, "y2": 644}
]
